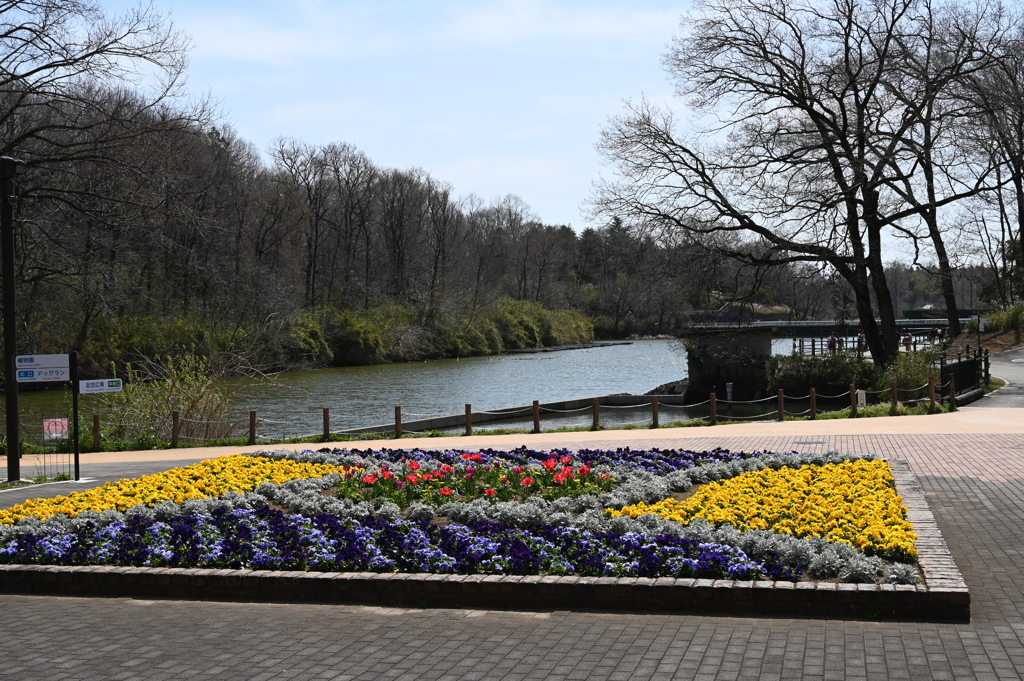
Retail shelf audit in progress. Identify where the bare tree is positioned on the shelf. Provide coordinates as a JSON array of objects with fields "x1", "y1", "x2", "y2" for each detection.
[{"x1": 592, "y1": 0, "x2": 1009, "y2": 363}]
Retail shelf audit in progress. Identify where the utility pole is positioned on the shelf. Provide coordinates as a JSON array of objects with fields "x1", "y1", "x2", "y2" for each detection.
[{"x1": 1, "y1": 156, "x2": 26, "y2": 481}]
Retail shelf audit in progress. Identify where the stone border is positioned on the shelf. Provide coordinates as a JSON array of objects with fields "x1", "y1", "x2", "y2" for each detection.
[{"x1": 0, "y1": 459, "x2": 968, "y2": 621}]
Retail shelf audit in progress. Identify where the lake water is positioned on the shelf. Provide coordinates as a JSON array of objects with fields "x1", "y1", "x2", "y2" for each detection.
[{"x1": 12, "y1": 338, "x2": 796, "y2": 442}]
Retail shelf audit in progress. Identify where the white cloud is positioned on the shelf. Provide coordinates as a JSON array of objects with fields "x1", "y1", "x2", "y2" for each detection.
[
  {"x1": 438, "y1": 0, "x2": 681, "y2": 55},
  {"x1": 175, "y1": 0, "x2": 683, "y2": 66}
]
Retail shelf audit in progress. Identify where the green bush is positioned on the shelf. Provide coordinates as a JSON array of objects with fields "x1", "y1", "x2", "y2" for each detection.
[
  {"x1": 279, "y1": 313, "x2": 333, "y2": 367},
  {"x1": 988, "y1": 304, "x2": 1024, "y2": 339},
  {"x1": 488, "y1": 298, "x2": 544, "y2": 349},
  {"x1": 869, "y1": 350, "x2": 940, "y2": 392},
  {"x1": 319, "y1": 308, "x2": 387, "y2": 365},
  {"x1": 769, "y1": 354, "x2": 874, "y2": 395},
  {"x1": 98, "y1": 353, "x2": 247, "y2": 448}
]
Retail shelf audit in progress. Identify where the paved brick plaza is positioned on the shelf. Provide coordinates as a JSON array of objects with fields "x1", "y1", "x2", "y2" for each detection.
[{"x1": 2, "y1": 430, "x2": 1024, "y2": 680}]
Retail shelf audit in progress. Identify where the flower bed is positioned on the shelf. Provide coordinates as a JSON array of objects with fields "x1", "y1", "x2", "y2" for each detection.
[
  {"x1": 610, "y1": 459, "x2": 917, "y2": 562},
  {"x1": 0, "y1": 455, "x2": 348, "y2": 525},
  {"x1": 0, "y1": 447, "x2": 920, "y2": 585}
]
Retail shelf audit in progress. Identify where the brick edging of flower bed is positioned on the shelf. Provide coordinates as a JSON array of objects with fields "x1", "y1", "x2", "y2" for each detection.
[{"x1": 0, "y1": 458, "x2": 968, "y2": 622}]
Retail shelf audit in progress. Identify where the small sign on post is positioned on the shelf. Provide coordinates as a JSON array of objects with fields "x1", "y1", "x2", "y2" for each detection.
[
  {"x1": 43, "y1": 417, "x2": 68, "y2": 442},
  {"x1": 79, "y1": 379, "x2": 123, "y2": 394}
]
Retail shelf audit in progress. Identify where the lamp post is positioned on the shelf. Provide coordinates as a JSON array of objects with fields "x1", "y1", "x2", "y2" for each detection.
[{"x1": 1, "y1": 156, "x2": 26, "y2": 481}]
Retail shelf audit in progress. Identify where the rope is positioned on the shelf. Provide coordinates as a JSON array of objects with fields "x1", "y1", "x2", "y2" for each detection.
[
  {"x1": 178, "y1": 416, "x2": 240, "y2": 425},
  {"x1": 605, "y1": 417, "x2": 654, "y2": 427},
  {"x1": 103, "y1": 420, "x2": 160, "y2": 429},
  {"x1": 786, "y1": 409, "x2": 812, "y2": 417},
  {"x1": 896, "y1": 384, "x2": 931, "y2": 395},
  {"x1": 718, "y1": 396, "x2": 776, "y2": 405},
  {"x1": 661, "y1": 400, "x2": 706, "y2": 408},
  {"x1": 601, "y1": 403, "x2": 653, "y2": 410},
  {"x1": 815, "y1": 391, "x2": 851, "y2": 399},
  {"x1": 540, "y1": 405, "x2": 592, "y2": 414},
  {"x1": 721, "y1": 412, "x2": 777, "y2": 421},
  {"x1": 476, "y1": 407, "x2": 532, "y2": 416}
]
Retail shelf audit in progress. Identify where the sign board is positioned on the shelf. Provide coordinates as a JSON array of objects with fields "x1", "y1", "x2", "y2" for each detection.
[
  {"x1": 42, "y1": 417, "x2": 68, "y2": 441},
  {"x1": 79, "y1": 379, "x2": 123, "y2": 394},
  {"x1": 857, "y1": 389, "x2": 867, "y2": 409},
  {"x1": 16, "y1": 354, "x2": 69, "y2": 369},
  {"x1": 16, "y1": 367, "x2": 70, "y2": 382}
]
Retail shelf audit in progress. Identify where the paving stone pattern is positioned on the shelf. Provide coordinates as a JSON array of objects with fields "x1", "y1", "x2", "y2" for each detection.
[{"x1": 2, "y1": 433, "x2": 1024, "y2": 680}]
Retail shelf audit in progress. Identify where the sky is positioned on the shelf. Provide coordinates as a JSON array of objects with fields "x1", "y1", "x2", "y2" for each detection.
[{"x1": 101, "y1": 0, "x2": 689, "y2": 229}]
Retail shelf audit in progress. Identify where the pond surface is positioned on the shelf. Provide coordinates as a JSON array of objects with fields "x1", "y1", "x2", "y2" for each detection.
[{"x1": 12, "y1": 338, "x2": 796, "y2": 442}]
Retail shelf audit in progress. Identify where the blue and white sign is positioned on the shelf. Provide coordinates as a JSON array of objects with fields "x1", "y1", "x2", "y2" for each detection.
[
  {"x1": 16, "y1": 367, "x2": 70, "y2": 382},
  {"x1": 79, "y1": 379, "x2": 123, "y2": 394},
  {"x1": 16, "y1": 354, "x2": 69, "y2": 369}
]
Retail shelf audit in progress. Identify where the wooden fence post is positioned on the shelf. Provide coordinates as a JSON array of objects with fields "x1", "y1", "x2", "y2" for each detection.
[
  {"x1": 592, "y1": 399, "x2": 600, "y2": 429},
  {"x1": 777, "y1": 389, "x2": 785, "y2": 421},
  {"x1": 651, "y1": 396, "x2": 659, "y2": 429},
  {"x1": 929, "y1": 377, "x2": 937, "y2": 410},
  {"x1": 322, "y1": 407, "x2": 330, "y2": 440},
  {"x1": 92, "y1": 414, "x2": 101, "y2": 450},
  {"x1": 248, "y1": 411, "x2": 256, "y2": 445},
  {"x1": 532, "y1": 401, "x2": 540, "y2": 434},
  {"x1": 710, "y1": 393, "x2": 717, "y2": 425},
  {"x1": 465, "y1": 404, "x2": 473, "y2": 436},
  {"x1": 949, "y1": 374, "x2": 957, "y2": 409},
  {"x1": 395, "y1": 406, "x2": 402, "y2": 438},
  {"x1": 171, "y1": 410, "x2": 180, "y2": 448},
  {"x1": 809, "y1": 388, "x2": 816, "y2": 420},
  {"x1": 890, "y1": 381, "x2": 898, "y2": 411},
  {"x1": 850, "y1": 384, "x2": 857, "y2": 417}
]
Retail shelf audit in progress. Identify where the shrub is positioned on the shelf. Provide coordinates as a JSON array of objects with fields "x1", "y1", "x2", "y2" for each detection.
[
  {"x1": 98, "y1": 353, "x2": 250, "y2": 447},
  {"x1": 769, "y1": 354, "x2": 873, "y2": 395}
]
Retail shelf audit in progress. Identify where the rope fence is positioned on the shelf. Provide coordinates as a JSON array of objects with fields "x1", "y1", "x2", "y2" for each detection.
[{"x1": 10, "y1": 356, "x2": 986, "y2": 451}]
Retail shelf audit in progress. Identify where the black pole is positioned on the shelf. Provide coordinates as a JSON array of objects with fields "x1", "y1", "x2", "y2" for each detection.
[
  {"x1": 1, "y1": 157, "x2": 24, "y2": 482},
  {"x1": 71, "y1": 351, "x2": 80, "y2": 481}
]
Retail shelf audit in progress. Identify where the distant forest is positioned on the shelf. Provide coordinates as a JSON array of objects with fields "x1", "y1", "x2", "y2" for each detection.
[{"x1": 0, "y1": 1, "x2": 1000, "y2": 381}]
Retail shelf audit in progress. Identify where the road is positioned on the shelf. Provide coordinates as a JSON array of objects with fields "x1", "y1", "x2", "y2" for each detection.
[{"x1": 982, "y1": 345, "x2": 1024, "y2": 407}]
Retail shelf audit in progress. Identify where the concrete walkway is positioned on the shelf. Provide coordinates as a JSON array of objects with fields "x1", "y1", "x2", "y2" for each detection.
[{"x1": 2, "y1": 374, "x2": 1024, "y2": 678}]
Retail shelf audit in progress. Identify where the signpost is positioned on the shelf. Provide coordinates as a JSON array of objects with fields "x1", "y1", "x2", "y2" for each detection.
[
  {"x1": 14, "y1": 353, "x2": 80, "y2": 480},
  {"x1": 10, "y1": 353, "x2": 122, "y2": 481}
]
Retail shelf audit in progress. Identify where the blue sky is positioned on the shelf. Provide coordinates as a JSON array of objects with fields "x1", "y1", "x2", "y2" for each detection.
[{"x1": 103, "y1": 0, "x2": 687, "y2": 228}]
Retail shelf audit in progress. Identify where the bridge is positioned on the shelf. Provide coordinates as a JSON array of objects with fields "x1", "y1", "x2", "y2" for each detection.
[{"x1": 679, "y1": 318, "x2": 967, "y2": 338}]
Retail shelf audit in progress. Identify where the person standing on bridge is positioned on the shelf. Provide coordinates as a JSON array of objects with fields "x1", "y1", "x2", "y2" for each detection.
[{"x1": 827, "y1": 334, "x2": 838, "y2": 355}]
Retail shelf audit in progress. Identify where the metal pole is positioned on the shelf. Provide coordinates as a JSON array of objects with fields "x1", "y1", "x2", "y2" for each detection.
[
  {"x1": 71, "y1": 351, "x2": 80, "y2": 480},
  {"x1": 1, "y1": 161, "x2": 23, "y2": 481}
]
